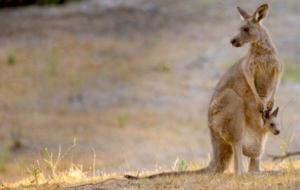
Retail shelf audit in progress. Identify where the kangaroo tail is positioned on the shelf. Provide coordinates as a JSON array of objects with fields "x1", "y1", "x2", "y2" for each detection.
[
  {"x1": 124, "y1": 174, "x2": 140, "y2": 180},
  {"x1": 124, "y1": 165, "x2": 214, "y2": 180}
]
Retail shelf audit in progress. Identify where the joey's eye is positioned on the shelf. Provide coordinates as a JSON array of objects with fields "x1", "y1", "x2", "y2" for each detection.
[
  {"x1": 243, "y1": 27, "x2": 249, "y2": 32},
  {"x1": 270, "y1": 123, "x2": 275, "y2": 127}
]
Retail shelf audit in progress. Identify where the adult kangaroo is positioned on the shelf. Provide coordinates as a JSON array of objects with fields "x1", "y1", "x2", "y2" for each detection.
[
  {"x1": 125, "y1": 3, "x2": 283, "y2": 179},
  {"x1": 208, "y1": 3, "x2": 282, "y2": 175}
]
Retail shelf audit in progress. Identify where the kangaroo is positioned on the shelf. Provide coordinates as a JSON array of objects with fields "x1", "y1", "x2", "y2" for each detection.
[
  {"x1": 207, "y1": 3, "x2": 282, "y2": 175},
  {"x1": 125, "y1": 3, "x2": 283, "y2": 179},
  {"x1": 124, "y1": 108, "x2": 280, "y2": 179}
]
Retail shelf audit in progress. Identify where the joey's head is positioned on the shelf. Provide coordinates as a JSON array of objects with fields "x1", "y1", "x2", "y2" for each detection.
[
  {"x1": 230, "y1": 4, "x2": 269, "y2": 47},
  {"x1": 263, "y1": 107, "x2": 280, "y2": 135}
]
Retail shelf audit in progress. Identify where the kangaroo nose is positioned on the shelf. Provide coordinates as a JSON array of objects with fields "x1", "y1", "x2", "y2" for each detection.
[
  {"x1": 274, "y1": 130, "x2": 280, "y2": 135},
  {"x1": 231, "y1": 39, "x2": 236, "y2": 44}
]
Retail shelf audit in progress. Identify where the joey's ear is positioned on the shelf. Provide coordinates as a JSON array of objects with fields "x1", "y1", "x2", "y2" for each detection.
[
  {"x1": 272, "y1": 107, "x2": 279, "y2": 117},
  {"x1": 252, "y1": 4, "x2": 269, "y2": 23},
  {"x1": 237, "y1": 6, "x2": 250, "y2": 21},
  {"x1": 263, "y1": 109, "x2": 270, "y2": 119}
]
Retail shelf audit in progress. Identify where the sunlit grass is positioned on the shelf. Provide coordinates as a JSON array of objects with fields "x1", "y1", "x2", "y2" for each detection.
[{"x1": 1, "y1": 155, "x2": 300, "y2": 189}]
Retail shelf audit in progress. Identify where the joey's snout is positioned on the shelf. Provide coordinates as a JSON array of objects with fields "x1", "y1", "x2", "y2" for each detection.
[
  {"x1": 269, "y1": 123, "x2": 280, "y2": 135},
  {"x1": 269, "y1": 125, "x2": 280, "y2": 135},
  {"x1": 273, "y1": 129, "x2": 280, "y2": 135}
]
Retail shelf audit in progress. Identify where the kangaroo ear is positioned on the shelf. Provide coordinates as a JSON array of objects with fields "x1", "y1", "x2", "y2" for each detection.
[
  {"x1": 262, "y1": 109, "x2": 270, "y2": 119},
  {"x1": 272, "y1": 107, "x2": 279, "y2": 117},
  {"x1": 253, "y1": 4, "x2": 269, "y2": 23},
  {"x1": 237, "y1": 6, "x2": 250, "y2": 21}
]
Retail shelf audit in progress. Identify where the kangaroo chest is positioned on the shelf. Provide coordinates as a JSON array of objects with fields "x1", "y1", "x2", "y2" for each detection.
[{"x1": 252, "y1": 59, "x2": 278, "y2": 99}]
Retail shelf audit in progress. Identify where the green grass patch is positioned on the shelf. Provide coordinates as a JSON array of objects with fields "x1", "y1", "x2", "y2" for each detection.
[
  {"x1": 173, "y1": 158, "x2": 188, "y2": 172},
  {"x1": 221, "y1": 59, "x2": 235, "y2": 69},
  {"x1": 116, "y1": 113, "x2": 129, "y2": 128},
  {"x1": 7, "y1": 51, "x2": 16, "y2": 66},
  {"x1": 283, "y1": 64, "x2": 300, "y2": 83},
  {"x1": 0, "y1": 148, "x2": 10, "y2": 172},
  {"x1": 153, "y1": 63, "x2": 171, "y2": 73}
]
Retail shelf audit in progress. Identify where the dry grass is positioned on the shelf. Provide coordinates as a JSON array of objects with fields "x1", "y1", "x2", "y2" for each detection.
[{"x1": 2, "y1": 158, "x2": 300, "y2": 189}]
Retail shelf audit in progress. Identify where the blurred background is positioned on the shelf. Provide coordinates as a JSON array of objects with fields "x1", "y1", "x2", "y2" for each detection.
[{"x1": 0, "y1": 0, "x2": 300, "y2": 182}]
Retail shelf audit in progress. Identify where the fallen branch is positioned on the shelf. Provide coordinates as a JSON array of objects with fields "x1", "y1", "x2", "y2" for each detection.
[{"x1": 268, "y1": 151, "x2": 300, "y2": 161}]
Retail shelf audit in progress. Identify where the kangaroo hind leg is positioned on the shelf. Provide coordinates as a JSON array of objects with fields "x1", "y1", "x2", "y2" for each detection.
[
  {"x1": 221, "y1": 89, "x2": 246, "y2": 175},
  {"x1": 209, "y1": 130, "x2": 233, "y2": 174}
]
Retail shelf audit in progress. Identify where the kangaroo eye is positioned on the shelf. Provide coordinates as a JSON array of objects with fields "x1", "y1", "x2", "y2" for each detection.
[
  {"x1": 243, "y1": 27, "x2": 249, "y2": 32},
  {"x1": 270, "y1": 123, "x2": 275, "y2": 127}
]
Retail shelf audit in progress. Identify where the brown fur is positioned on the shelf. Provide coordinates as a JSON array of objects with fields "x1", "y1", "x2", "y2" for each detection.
[
  {"x1": 125, "y1": 4, "x2": 283, "y2": 179},
  {"x1": 207, "y1": 3, "x2": 282, "y2": 175}
]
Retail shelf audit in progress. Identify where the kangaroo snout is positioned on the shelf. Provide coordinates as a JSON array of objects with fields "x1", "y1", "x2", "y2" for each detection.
[{"x1": 230, "y1": 38, "x2": 242, "y2": 47}]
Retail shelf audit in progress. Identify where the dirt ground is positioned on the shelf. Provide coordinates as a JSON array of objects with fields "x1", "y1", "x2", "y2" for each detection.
[
  {"x1": 0, "y1": 0, "x2": 300, "y2": 187},
  {"x1": 63, "y1": 171, "x2": 300, "y2": 190}
]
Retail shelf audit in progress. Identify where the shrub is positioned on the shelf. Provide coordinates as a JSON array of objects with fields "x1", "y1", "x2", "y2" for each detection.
[{"x1": 0, "y1": 0, "x2": 80, "y2": 8}]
